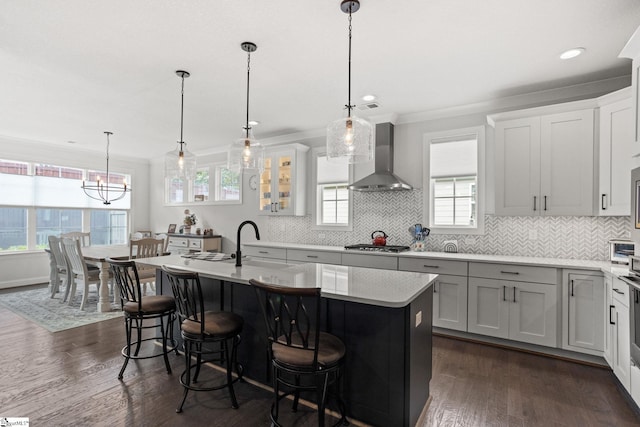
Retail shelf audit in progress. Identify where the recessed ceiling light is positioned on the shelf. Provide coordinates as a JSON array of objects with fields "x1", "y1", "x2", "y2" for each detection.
[
  {"x1": 362, "y1": 94, "x2": 376, "y2": 102},
  {"x1": 560, "y1": 48, "x2": 585, "y2": 60},
  {"x1": 67, "y1": 140, "x2": 77, "y2": 144},
  {"x1": 248, "y1": 120, "x2": 260, "y2": 126}
]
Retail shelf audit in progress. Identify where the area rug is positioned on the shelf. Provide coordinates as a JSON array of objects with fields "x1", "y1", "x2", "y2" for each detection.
[{"x1": 0, "y1": 286, "x2": 122, "y2": 332}]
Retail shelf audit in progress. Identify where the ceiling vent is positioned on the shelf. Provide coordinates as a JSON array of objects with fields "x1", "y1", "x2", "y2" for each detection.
[{"x1": 357, "y1": 102, "x2": 380, "y2": 110}]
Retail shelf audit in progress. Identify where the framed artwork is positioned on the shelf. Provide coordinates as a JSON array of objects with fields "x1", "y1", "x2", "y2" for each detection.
[{"x1": 168, "y1": 224, "x2": 177, "y2": 234}]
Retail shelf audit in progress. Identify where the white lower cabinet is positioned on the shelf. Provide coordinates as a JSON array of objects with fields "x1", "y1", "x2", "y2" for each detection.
[
  {"x1": 631, "y1": 362, "x2": 640, "y2": 406},
  {"x1": 564, "y1": 272, "x2": 604, "y2": 353},
  {"x1": 432, "y1": 275, "x2": 468, "y2": 332},
  {"x1": 610, "y1": 277, "x2": 631, "y2": 392},
  {"x1": 468, "y1": 277, "x2": 557, "y2": 347},
  {"x1": 341, "y1": 253, "x2": 398, "y2": 270}
]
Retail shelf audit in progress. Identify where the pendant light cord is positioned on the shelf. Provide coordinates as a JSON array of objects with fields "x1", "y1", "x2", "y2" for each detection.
[
  {"x1": 246, "y1": 50, "x2": 251, "y2": 139},
  {"x1": 179, "y1": 73, "x2": 185, "y2": 150},
  {"x1": 346, "y1": 5, "x2": 353, "y2": 116},
  {"x1": 105, "y1": 131, "x2": 111, "y2": 186}
]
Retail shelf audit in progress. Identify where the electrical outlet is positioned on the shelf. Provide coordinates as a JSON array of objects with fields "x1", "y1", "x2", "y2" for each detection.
[
  {"x1": 415, "y1": 311, "x2": 422, "y2": 327},
  {"x1": 528, "y1": 230, "x2": 538, "y2": 240},
  {"x1": 279, "y1": 224, "x2": 285, "y2": 232},
  {"x1": 318, "y1": 233, "x2": 326, "y2": 239},
  {"x1": 464, "y1": 237, "x2": 476, "y2": 245}
]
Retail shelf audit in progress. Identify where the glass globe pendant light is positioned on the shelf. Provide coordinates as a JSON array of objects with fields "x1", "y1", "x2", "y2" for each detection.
[
  {"x1": 228, "y1": 42, "x2": 265, "y2": 172},
  {"x1": 165, "y1": 70, "x2": 197, "y2": 180},
  {"x1": 326, "y1": 0, "x2": 373, "y2": 164}
]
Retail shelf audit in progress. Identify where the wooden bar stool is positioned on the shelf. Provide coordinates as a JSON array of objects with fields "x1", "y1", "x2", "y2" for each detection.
[
  {"x1": 107, "y1": 258, "x2": 177, "y2": 379},
  {"x1": 162, "y1": 266, "x2": 244, "y2": 413},
  {"x1": 250, "y1": 279, "x2": 348, "y2": 426}
]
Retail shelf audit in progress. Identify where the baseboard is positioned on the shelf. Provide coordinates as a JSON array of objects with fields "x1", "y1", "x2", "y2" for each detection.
[{"x1": 433, "y1": 328, "x2": 608, "y2": 368}]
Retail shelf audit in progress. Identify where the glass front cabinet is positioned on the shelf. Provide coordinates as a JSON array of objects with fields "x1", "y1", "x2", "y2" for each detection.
[{"x1": 259, "y1": 143, "x2": 309, "y2": 216}]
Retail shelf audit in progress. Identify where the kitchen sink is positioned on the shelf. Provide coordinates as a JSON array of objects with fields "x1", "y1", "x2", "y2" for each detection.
[{"x1": 223, "y1": 257, "x2": 290, "y2": 269}]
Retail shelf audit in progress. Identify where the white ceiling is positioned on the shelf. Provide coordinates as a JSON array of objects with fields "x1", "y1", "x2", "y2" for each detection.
[{"x1": 2, "y1": 0, "x2": 640, "y2": 159}]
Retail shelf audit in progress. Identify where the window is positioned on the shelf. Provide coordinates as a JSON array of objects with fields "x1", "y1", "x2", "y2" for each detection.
[
  {"x1": 215, "y1": 166, "x2": 240, "y2": 202},
  {"x1": 165, "y1": 163, "x2": 241, "y2": 205},
  {"x1": 0, "y1": 207, "x2": 27, "y2": 251},
  {"x1": 423, "y1": 126, "x2": 484, "y2": 234},
  {"x1": 322, "y1": 185, "x2": 349, "y2": 224},
  {"x1": 312, "y1": 149, "x2": 352, "y2": 230},
  {"x1": 35, "y1": 208, "x2": 83, "y2": 249},
  {"x1": 90, "y1": 210, "x2": 128, "y2": 245},
  {"x1": 0, "y1": 158, "x2": 132, "y2": 252}
]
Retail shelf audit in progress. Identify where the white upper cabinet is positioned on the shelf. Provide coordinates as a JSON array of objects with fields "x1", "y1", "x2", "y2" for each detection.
[
  {"x1": 491, "y1": 102, "x2": 595, "y2": 216},
  {"x1": 598, "y1": 89, "x2": 633, "y2": 216},
  {"x1": 620, "y1": 26, "x2": 640, "y2": 156},
  {"x1": 258, "y1": 143, "x2": 309, "y2": 216}
]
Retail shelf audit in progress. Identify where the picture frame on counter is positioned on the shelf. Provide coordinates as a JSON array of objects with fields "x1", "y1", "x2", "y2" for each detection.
[{"x1": 168, "y1": 224, "x2": 177, "y2": 233}]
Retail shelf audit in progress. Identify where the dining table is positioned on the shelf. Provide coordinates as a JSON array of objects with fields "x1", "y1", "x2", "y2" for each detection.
[{"x1": 80, "y1": 244, "x2": 130, "y2": 312}]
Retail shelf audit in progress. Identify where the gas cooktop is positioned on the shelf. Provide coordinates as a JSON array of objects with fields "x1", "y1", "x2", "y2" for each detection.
[{"x1": 344, "y1": 244, "x2": 411, "y2": 253}]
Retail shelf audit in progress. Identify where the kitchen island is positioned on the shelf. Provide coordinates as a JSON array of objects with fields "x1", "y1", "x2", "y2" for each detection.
[{"x1": 137, "y1": 254, "x2": 436, "y2": 427}]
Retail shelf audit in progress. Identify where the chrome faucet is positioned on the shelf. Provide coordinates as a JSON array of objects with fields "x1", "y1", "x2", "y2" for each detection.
[{"x1": 236, "y1": 220, "x2": 260, "y2": 267}]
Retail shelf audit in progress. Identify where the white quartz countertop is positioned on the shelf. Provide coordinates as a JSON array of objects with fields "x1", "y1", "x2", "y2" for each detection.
[
  {"x1": 136, "y1": 254, "x2": 437, "y2": 308},
  {"x1": 242, "y1": 241, "x2": 627, "y2": 276}
]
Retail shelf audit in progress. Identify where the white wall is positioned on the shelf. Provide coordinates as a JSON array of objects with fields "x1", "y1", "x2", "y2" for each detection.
[{"x1": 0, "y1": 136, "x2": 150, "y2": 289}]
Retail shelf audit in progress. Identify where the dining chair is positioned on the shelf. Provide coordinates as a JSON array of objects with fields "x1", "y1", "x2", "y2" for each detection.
[
  {"x1": 107, "y1": 258, "x2": 177, "y2": 380},
  {"x1": 62, "y1": 237, "x2": 105, "y2": 310},
  {"x1": 60, "y1": 231, "x2": 91, "y2": 247},
  {"x1": 162, "y1": 266, "x2": 244, "y2": 413},
  {"x1": 154, "y1": 233, "x2": 169, "y2": 253},
  {"x1": 48, "y1": 235, "x2": 71, "y2": 300},
  {"x1": 250, "y1": 278, "x2": 348, "y2": 427},
  {"x1": 130, "y1": 237, "x2": 165, "y2": 295}
]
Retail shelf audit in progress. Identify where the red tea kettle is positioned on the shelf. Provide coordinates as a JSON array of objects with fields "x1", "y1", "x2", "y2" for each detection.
[{"x1": 371, "y1": 230, "x2": 388, "y2": 246}]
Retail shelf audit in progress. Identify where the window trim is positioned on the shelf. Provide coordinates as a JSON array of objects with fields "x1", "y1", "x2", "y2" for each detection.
[
  {"x1": 310, "y1": 147, "x2": 354, "y2": 231},
  {"x1": 422, "y1": 125, "x2": 485, "y2": 235}
]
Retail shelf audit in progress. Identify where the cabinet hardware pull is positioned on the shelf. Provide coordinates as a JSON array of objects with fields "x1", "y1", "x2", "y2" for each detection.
[
  {"x1": 544, "y1": 195, "x2": 547, "y2": 211},
  {"x1": 434, "y1": 283, "x2": 438, "y2": 293},
  {"x1": 533, "y1": 196, "x2": 537, "y2": 211},
  {"x1": 500, "y1": 271, "x2": 519, "y2": 275},
  {"x1": 274, "y1": 202, "x2": 279, "y2": 212},
  {"x1": 503, "y1": 285, "x2": 506, "y2": 301},
  {"x1": 602, "y1": 194, "x2": 607, "y2": 210},
  {"x1": 636, "y1": 288, "x2": 639, "y2": 304},
  {"x1": 259, "y1": 251, "x2": 269, "y2": 254},
  {"x1": 609, "y1": 305, "x2": 615, "y2": 325},
  {"x1": 306, "y1": 255, "x2": 318, "y2": 258},
  {"x1": 423, "y1": 265, "x2": 439, "y2": 269},
  {"x1": 613, "y1": 288, "x2": 624, "y2": 295},
  {"x1": 513, "y1": 287, "x2": 516, "y2": 303},
  {"x1": 570, "y1": 280, "x2": 574, "y2": 297}
]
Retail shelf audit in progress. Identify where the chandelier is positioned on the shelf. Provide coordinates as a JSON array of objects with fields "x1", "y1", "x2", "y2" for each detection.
[{"x1": 82, "y1": 131, "x2": 131, "y2": 205}]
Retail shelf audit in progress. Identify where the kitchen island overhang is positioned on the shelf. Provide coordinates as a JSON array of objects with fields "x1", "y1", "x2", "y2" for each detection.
[{"x1": 137, "y1": 255, "x2": 436, "y2": 426}]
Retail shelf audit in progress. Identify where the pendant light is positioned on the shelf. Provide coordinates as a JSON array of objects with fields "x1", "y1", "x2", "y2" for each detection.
[
  {"x1": 165, "y1": 70, "x2": 197, "y2": 180},
  {"x1": 82, "y1": 131, "x2": 131, "y2": 205},
  {"x1": 228, "y1": 42, "x2": 265, "y2": 172},
  {"x1": 326, "y1": 0, "x2": 373, "y2": 164}
]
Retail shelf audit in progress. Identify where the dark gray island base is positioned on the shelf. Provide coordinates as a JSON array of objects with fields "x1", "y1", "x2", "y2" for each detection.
[{"x1": 147, "y1": 257, "x2": 435, "y2": 426}]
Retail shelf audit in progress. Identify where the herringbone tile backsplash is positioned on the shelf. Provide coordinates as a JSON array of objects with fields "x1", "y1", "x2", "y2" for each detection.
[{"x1": 264, "y1": 190, "x2": 630, "y2": 261}]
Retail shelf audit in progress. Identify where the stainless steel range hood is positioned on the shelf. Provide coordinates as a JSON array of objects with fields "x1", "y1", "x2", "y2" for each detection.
[{"x1": 348, "y1": 122, "x2": 413, "y2": 191}]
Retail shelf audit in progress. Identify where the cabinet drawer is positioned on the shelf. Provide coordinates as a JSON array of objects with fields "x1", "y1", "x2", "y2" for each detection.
[
  {"x1": 612, "y1": 277, "x2": 629, "y2": 307},
  {"x1": 287, "y1": 249, "x2": 341, "y2": 265},
  {"x1": 243, "y1": 246, "x2": 287, "y2": 260},
  {"x1": 469, "y1": 262, "x2": 557, "y2": 284},
  {"x1": 342, "y1": 253, "x2": 398, "y2": 270},
  {"x1": 189, "y1": 239, "x2": 202, "y2": 250},
  {"x1": 398, "y1": 257, "x2": 467, "y2": 276},
  {"x1": 167, "y1": 237, "x2": 188, "y2": 248}
]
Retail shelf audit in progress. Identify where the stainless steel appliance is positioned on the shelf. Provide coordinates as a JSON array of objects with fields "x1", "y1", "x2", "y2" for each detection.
[
  {"x1": 610, "y1": 239, "x2": 636, "y2": 264},
  {"x1": 621, "y1": 256, "x2": 640, "y2": 365},
  {"x1": 344, "y1": 244, "x2": 410, "y2": 253}
]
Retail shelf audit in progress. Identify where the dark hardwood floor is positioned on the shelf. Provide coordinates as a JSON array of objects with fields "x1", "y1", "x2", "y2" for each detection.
[{"x1": 1, "y1": 302, "x2": 639, "y2": 426}]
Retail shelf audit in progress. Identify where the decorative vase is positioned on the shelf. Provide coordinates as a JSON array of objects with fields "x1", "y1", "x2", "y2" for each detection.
[{"x1": 184, "y1": 226, "x2": 191, "y2": 234}]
